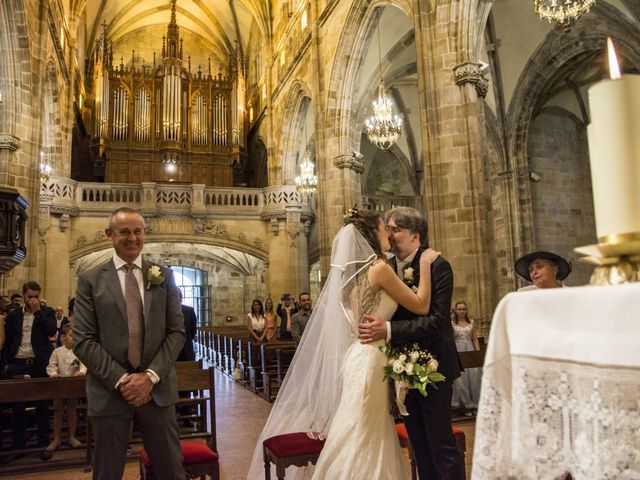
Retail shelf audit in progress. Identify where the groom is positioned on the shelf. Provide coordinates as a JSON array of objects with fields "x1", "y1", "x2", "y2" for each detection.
[{"x1": 359, "y1": 206, "x2": 464, "y2": 480}]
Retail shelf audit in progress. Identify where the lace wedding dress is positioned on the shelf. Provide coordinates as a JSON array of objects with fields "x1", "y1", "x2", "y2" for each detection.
[{"x1": 312, "y1": 269, "x2": 408, "y2": 480}]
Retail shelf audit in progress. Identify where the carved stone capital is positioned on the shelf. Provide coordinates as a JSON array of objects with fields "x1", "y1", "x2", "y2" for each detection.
[
  {"x1": 334, "y1": 154, "x2": 365, "y2": 174},
  {"x1": 0, "y1": 134, "x2": 20, "y2": 152},
  {"x1": 59, "y1": 213, "x2": 70, "y2": 232},
  {"x1": 453, "y1": 61, "x2": 489, "y2": 98}
]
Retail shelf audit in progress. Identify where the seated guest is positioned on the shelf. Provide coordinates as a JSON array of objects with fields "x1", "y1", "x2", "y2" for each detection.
[
  {"x1": 291, "y1": 292, "x2": 312, "y2": 345},
  {"x1": 264, "y1": 298, "x2": 277, "y2": 342},
  {"x1": 247, "y1": 299, "x2": 266, "y2": 343},
  {"x1": 515, "y1": 251, "x2": 572, "y2": 291},
  {"x1": 1, "y1": 281, "x2": 56, "y2": 451},
  {"x1": 45, "y1": 324, "x2": 87, "y2": 453},
  {"x1": 276, "y1": 294, "x2": 299, "y2": 340}
]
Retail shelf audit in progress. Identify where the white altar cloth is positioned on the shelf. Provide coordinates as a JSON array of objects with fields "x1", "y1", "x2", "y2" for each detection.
[{"x1": 472, "y1": 283, "x2": 640, "y2": 480}]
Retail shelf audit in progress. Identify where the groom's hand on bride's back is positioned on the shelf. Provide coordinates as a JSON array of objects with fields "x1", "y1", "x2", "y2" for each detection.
[{"x1": 359, "y1": 314, "x2": 387, "y2": 344}]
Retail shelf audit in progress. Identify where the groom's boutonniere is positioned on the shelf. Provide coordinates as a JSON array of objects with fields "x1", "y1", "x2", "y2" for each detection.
[
  {"x1": 403, "y1": 266, "x2": 418, "y2": 292},
  {"x1": 146, "y1": 265, "x2": 164, "y2": 290}
]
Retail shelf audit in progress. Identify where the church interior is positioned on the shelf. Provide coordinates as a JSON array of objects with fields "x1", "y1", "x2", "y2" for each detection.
[{"x1": 1, "y1": 0, "x2": 639, "y2": 478}]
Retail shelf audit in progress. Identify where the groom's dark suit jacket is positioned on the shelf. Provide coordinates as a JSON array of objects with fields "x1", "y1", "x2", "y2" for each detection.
[{"x1": 390, "y1": 247, "x2": 460, "y2": 383}]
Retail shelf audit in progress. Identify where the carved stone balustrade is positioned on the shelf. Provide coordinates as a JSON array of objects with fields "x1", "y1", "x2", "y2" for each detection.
[{"x1": 39, "y1": 178, "x2": 314, "y2": 222}]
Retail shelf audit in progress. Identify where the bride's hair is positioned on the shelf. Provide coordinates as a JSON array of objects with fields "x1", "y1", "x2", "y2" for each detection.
[{"x1": 344, "y1": 208, "x2": 385, "y2": 258}]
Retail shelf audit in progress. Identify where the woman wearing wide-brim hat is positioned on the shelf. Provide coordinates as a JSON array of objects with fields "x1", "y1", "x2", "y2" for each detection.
[{"x1": 514, "y1": 251, "x2": 572, "y2": 291}]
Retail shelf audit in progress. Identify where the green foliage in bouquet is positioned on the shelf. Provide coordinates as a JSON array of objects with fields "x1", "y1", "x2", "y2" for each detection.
[{"x1": 380, "y1": 342, "x2": 446, "y2": 397}]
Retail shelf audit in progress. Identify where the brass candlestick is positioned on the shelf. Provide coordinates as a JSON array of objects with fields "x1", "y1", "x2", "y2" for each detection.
[{"x1": 575, "y1": 232, "x2": 640, "y2": 285}]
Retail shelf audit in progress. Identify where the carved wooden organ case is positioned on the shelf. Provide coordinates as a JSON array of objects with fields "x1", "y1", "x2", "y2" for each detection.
[{"x1": 90, "y1": 5, "x2": 242, "y2": 187}]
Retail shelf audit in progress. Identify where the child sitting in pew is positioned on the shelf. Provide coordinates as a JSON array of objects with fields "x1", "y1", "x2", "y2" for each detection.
[{"x1": 45, "y1": 324, "x2": 87, "y2": 453}]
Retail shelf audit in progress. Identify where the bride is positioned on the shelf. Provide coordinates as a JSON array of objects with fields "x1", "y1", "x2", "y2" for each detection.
[{"x1": 247, "y1": 209, "x2": 439, "y2": 479}]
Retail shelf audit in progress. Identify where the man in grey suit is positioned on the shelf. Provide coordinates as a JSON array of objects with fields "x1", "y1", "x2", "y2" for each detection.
[{"x1": 74, "y1": 207, "x2": 186, "y2": 480}]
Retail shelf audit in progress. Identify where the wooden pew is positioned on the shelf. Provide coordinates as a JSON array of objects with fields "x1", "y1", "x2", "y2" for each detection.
[
  {"x1": 259, "y1": 342, "x2": 296, "y2": 402},
  {"x1": 0, "y1": 376, "x2": 89, "y2": 476},
  {"x1": 246, "y1": 341, "x2": 264, "y2": 393}
]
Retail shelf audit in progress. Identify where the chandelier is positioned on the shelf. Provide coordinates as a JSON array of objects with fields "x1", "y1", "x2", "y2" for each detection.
[
  {"x1": 295, "y1": 150, "x2": 318, "y2": 197},
  {"x1": 39, "y1": 151, "x2": 52, "y2": 182},
  {"x1": 534, "y1": 0, "x2": 596, "y2": 32},
  {"x1": 365, "y1": 21, "x2": 403, "y2": 151},
  {"x1": 365, "y1": 80, "x2": 403, "y2": 151}
]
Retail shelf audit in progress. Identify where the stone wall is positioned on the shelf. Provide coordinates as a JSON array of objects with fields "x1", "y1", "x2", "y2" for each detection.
[{"x1": 528, "y1": 110, "x2": 596, "y2": 286}]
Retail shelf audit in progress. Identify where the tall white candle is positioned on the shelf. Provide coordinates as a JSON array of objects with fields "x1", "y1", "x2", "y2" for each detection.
[{"x1": 587, "y1": 40, "x2": 640, "y2": 240}]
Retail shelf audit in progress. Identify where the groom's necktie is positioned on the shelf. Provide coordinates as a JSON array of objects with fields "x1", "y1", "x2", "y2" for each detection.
[{"x1": 124, "y1": 263, "x2": 143, "y2": 369}]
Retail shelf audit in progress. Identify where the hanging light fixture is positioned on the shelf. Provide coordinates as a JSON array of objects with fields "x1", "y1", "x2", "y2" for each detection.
[
  {"x1": 534, "y1": 0, "x2": 596, "y2": 32},
  {"x1": 365, "y1": 20, "x2": 403, "y2": 151},
  {"x1": 295, "y1": 149, "x2": 318, "y2": 197},
  {"x1": 39, "y1": 151, "x2": 53, "y2": 182},
  {"x1": 295, "y1": 120, "x2": 318, "y2": 197}
]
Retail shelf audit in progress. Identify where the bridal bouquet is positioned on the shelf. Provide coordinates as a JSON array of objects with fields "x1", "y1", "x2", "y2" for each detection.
[{"x1": 380, "y1": 342, "x2": 445, "y2": 415}]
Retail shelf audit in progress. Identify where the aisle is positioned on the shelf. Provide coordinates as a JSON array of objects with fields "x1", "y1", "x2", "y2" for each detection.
[{"x1": 7, "y1": 368, "x2": 475, "y2": 479}]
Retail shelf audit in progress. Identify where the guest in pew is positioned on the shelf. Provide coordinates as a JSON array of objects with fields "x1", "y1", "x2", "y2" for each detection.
[
  {"x1": 1, "y1": 281, "x2": 57, "y2": 453},
  {"x1": 52, "y1": 305, "x2": 70, "y2": 348},
  {"x1": 176, "y1": 291, "x2": 198, "y2": 425},
  {"x1": 276, "y1": 294, "x2": 299, "y2": 340},
  {"x1": 177, "y1": 291, "x2": 197, "y2": 362},
  {"x1": 45, "y1": 324, "x2": 87, "y2": 453},
  {"x1": 264, "y1": 298, "x2": 277, "y2": 342},
  {"x1": 247, "y1": 299, "x2": 267, "y2": 343},
  {"x1": 291, "y1": 292, "x2": 312, "y2": 345},
  {"x1": 451, "y1": 301, "x2": 481, "y2": 417},
  {"x1": 73, "y1": 207, "x2": 185, "y2": 480},
  {"x1": 515, "y1": 251, "x2": 572, "y2": 291},
  {"x1": 8, "y1": 293, "x2": 23, "y2": 312},
  {"x1": 0, "y1": 295, "x2": 10, "y2": 312}
]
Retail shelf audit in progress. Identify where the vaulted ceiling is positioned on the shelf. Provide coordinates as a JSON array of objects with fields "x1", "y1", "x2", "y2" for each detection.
[{"x1": 77, "y1": 0, "x2": 270, "y2": 69}]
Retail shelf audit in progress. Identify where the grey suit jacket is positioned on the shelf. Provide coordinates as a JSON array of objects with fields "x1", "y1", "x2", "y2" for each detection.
[{"x1": 73, "y1": 258, "x2": 185, "y2": 416}]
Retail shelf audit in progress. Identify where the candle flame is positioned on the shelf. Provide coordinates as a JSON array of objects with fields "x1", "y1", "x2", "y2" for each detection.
[{"x1": 607, "y1": 37, "x2": 622, "y2": 80}]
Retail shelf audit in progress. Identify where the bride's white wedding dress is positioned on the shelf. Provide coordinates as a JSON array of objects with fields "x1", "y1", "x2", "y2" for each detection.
[{"x1": 312, "y1": 269, "x2": 408, "y2": 480}]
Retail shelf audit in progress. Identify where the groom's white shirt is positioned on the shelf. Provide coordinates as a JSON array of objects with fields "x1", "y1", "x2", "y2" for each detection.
[{"x1": 386, "y1": 247, "x2": 420, "y2": 340}]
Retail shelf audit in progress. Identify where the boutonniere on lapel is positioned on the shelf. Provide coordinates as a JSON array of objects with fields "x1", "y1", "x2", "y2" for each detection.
[
  {"x1": 146, "y1": 265, "x2": 165, "y2": 290},
  {"x1": 403, "y1": 266, "x2": 419, "y2": 292}
]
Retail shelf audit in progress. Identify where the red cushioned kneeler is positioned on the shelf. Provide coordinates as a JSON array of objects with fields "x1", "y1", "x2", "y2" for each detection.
[
  {"x1": 262, "y1": 432, "x2": 325, "y2": 480},
  {"x1": 140, "y1": 440, "x2": 219, "y2": 479},
  {"x1": 396, "y1": 423, "x2": 467, "y2": 480}
]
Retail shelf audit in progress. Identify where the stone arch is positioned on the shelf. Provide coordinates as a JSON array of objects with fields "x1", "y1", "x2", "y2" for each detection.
[
  {"x1": 247, "y1": 135, "x2": 268, "y2": 188},
  {"x1": 278, "y1": 81, "x2": 313, "y2": 184},
  {"x1": 70, "y1": 234, "x2": 269, "y2": 264},
  {"x1": 325, "y1": 0, "x2": 412, "y2": 163},
  {"x1": 43, "y1": 59, "x2": 64, "y2": 174},
  {"x1": 0, "y1": 0, "x2": 31, "y2": 140},
  {"x1": 506, "y1": 3, "x2": 640, "y2": 255}
]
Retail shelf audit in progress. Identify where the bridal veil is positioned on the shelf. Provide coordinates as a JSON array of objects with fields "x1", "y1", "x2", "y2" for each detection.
[{"x1": 246, "y1": 224, "x2": 376, "y2": 479}]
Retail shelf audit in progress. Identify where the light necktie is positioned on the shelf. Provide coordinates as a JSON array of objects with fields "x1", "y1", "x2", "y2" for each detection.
[{"x1": 124, "y1": 263, "x2": 143, "y2": 368}]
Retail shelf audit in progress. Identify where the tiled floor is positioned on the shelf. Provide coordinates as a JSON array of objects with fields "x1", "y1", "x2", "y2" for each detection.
[{"x1": 6, "y1": 370, "x2": 475, "y2": 479}]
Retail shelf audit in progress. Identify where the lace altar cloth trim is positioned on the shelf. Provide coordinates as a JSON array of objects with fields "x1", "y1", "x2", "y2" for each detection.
[{"x1": 473, "y1": 356, "x2": 640, "y2": 480}]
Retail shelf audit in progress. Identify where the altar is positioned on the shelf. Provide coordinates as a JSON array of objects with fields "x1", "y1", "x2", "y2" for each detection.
[{"x1": 472, "y1": 283, "x2": 640, "y2": 479}]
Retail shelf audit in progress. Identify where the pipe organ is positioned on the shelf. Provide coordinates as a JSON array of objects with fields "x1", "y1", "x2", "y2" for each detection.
[{"x1": 89, "y1": 1, "x2": 243, "y2": 186}]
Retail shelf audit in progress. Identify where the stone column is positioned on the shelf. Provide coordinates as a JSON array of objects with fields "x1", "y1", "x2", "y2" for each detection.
[
  {"x1": 413, "y1": 1, "x2": 496, "y2": 319},
  {"x1": 315, "y1": 153, "x2": 365, "y2": 275},
  {"x1": 36, "y1": 210, "x2": 71, "y2": 308}
]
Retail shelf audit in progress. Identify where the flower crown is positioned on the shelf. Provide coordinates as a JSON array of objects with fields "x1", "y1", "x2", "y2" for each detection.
[{"x1": 343, "y1": 206, "x2": 359, "y2": 225}]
